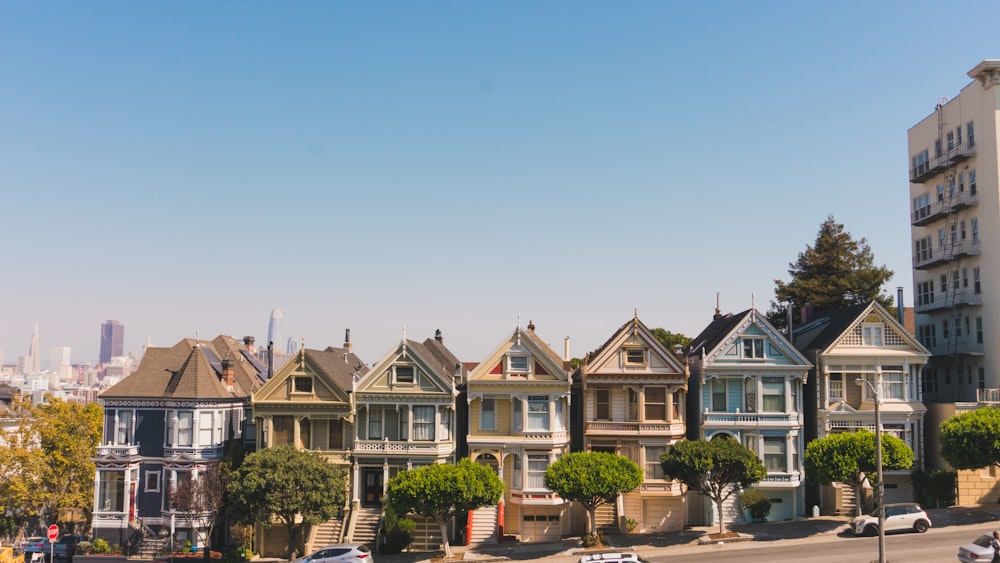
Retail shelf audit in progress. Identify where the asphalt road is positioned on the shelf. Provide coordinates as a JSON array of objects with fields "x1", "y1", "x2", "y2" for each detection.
[{"x1": 642, "y1": 522, "x2": 996, "y2": 563}]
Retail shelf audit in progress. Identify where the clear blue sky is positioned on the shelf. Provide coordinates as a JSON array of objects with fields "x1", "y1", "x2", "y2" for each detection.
[{"x1": 3, "y1": 1, "x2": 999, "y2": 366}]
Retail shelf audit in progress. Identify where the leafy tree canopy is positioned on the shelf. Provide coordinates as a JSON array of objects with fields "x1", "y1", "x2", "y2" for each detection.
[
  {"x1": 0, "y1": 396, "x2": 102, "y2": 536},
  {"x1": 650, "y1": 328, "x2": 693, "y2": 353},
  {"x1": 660, "y1": 438, "x2": 766, "y2": 535},
  {"x1": 386, "y1": 458, "x2": 503, "y2": 557},
  {"x1": 767, "y1": 216, "x2": 894, "y2": 330},
  {"x1": 227, "y1": 446, "x2": 346, "y2": 558},
  {"x1": 940, "y1": 407, "x2": 1000, "y2": 470},
  {"x1": 544, "y1": 452, "x2": 642, "y2": 533},
  {"x1": 803, "y1": 430, "x2": 913, "y2": 514}
]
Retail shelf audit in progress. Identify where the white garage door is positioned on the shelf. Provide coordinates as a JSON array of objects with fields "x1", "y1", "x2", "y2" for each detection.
[
  {"x1": 521, "y1": 508, "x2": 562, "y2": 542},
  {"x1": 642, "y1": 498, "x2": 682, "y2": 532}
]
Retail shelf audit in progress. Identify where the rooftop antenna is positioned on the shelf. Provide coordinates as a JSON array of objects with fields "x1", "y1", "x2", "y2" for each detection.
[{"x1": 401, "y1": 325, "x2": 407, "y2": 358}]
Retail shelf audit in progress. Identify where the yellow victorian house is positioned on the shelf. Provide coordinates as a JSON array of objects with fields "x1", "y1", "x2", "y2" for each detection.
[
  {"x1": 251, "y1": 337, "x2": 368, "y2": 557},
  {"x1": 466, "y1": 320, "x2": 571, "y2": 543}
]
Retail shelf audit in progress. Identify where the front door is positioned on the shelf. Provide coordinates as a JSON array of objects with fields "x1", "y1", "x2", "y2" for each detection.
[{"x1": 362, "y1": 469, "x2": 383, "y2": 507}]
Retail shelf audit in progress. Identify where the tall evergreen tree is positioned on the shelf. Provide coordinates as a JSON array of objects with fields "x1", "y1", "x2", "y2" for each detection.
[{"x1": 768, "y1": 216, "x2": 894, "y2": 331}]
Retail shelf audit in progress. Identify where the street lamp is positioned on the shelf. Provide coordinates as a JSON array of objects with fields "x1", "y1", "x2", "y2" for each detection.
[{"x1": 857, "y1": 370, "x2": 885, "y2": 563}]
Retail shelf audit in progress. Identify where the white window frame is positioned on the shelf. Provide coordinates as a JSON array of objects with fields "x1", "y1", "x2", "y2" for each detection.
[
  {"x1": 527, "y1": 455, "x2": 548, "y2": 490},
  {"x1": 862, "y1": 323, "x2": 884, "y2": 346},
  {"x1": 368, "y1": 408, "x2": 383, "y2": 440},
  {"x1": 508, "y1": 355, "x2": 529, "y2": 374},
  {"x1": 763, "y1": 436, "x2": 787, "y2": 473},
  {"x1": 829, "y1": 374, "x2": 844, "y2": 401},
  {"x1": 761, "y1": 377, "x2": 786, "y2": 412},
  {"x1": 624, "y1": 348, "x2": 646, "y2": 366},
  {"x1": 177, "y1": 411, "x2": 193, "y2": 447},
  {"x1": 412, "y1": 406, "x2": 435, "y2": 441},
  {"x1": 116, "y1": 410, "x2": 134, "y2": 446},
  {"x1": 527, "y1": 396, "x2": 549, "y2": 431},
  {"x1": 393, "y1": 365, "x2": 415, "y2": 384},
  {"x1": 199, "y1": 411, "x2": 214, "y2": 447},
  {"x1": 144, "y1": 470, "x2": 161, "y2": 493},
  {"x1": 644, "y1": 446, "x2": 665, "y2": 481},
  {"x1": 742, "y1": 338, "x2": 765, "y2": 359},
  {"x1": 480, "y1": 398, "x2": 496, "y2": 430}
]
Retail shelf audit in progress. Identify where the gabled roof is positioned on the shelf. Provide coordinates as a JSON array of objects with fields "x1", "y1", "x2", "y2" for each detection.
[
  {"x1": 307, "y1": 346, "x2": 369, "y2": 391},
  {"x1": 792, "y1": 301, "x2": 929, "y2": 357},
  {"x1": 579, "y1": 315, "x2": 686, "y2": 376},
  {"x1": 467, "y1": 323, "x2": 569, "y2": 383},
  {"x1": 100, "y1": 335, "x2": 263, "y2": 401},
  {"x1": 254, "y1": 345, "x2": 367, "y2": 405},
  {"x1": 355, "y1": 336, "x2": 461, "y2": 395},
  {"x1": 687, "y1": 308, "x2": 811, "y2": 368}
]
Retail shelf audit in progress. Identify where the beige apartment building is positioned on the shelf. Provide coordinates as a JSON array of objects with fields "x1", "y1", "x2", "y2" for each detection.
[{"x1": 907, "y1": 60, "x2": 1000, "y2": 404}]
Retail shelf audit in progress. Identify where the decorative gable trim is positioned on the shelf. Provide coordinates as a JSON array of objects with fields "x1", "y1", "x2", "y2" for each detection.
[
  {"x1": 824, "y1": 302, "x2": 930, "y2": 356},
  {"x1": 702, "y1": 309, "x2": 812, "y2": 370}
]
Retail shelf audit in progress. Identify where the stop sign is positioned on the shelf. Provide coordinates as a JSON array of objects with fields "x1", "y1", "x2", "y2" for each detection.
[{"x1": 47, "y1": 524, "x2": 59, "y2": 541}]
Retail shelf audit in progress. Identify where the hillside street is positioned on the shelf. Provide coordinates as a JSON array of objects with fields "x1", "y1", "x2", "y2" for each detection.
[{"x1": 376, "y1": 505, "x2": 1000, "y2": 563}]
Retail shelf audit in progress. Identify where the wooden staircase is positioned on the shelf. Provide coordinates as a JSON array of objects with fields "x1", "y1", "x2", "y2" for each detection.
[
  {"x1": 468, "y1": 505, "x2": 498, "y2": 544},
  {"x1": 836, "y1": 484, "x2": 860, "y2": 516},
  {"x1": 307, "y1": 514, "x2": 345, "y2": 553},
  {"x1": 347, "y1": 506, "x2": 381, "y2": 548},
  {"x1": 595, "y1": 502, "x2": 618, "y2": 532}
]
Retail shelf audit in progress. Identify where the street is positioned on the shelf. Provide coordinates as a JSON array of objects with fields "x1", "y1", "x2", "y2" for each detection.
[{"x1": 641, "y1": 522, "x2": 995, "y2": 563}]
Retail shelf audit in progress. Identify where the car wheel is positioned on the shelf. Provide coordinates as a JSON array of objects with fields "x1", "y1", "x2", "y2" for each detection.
[
  {"x1": 914, "y1": 520, "x2": 929, "y2": 533},
  {"x1": 864, "y1": 524, "x2": 878, "y2": 537}
]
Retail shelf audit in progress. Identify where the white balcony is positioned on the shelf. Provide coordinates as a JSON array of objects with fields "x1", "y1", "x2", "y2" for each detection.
[
  {"x1": 95, "y1": 444, "x2": 139, "y2": 458},
  {"x1": 585, "y1": 420, "x2": 684, "y2": 436},
  {"x1": 353, "y1": 439, "x2": 454, "y2": 456},
  {"x1": 702, "y1": 412, "x2": 798, "y2": 426}
]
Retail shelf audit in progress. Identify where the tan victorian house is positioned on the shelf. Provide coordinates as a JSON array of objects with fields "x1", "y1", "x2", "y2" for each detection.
[
  {"x1": 795, "y1": 302, "x2": 930, "y2": 513},
  {"x1": 351, "y1": 331, "x2": 464, "y2": 550},
  {"x1": 466, "y1": 321, "x2": 571, "y2": 543},
  {"x1": 251, "y1": 338, "x2": 367, "y2": 556},
  {"x1": 575, "y1": 315, "x2": 688, "y2": 533}
]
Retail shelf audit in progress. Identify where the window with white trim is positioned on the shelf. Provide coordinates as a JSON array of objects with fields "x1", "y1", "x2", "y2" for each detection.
[
  {"x1": 293, "y1": 376, "x2": 313, "y2": 393},
  {"x1": 595, "y1": 389, "x2": 610, "y2": 421},
  {"x1": 368, "y1": 408, "x2": 383, "y2": 439},
  {"x1": 742, "y1": 338, "x2": 765, "y2": 359},
  {"x1": 177, "y1": 411, "x2": 193, "y2": 447},
  {"x1": 199, "y1": 411, "x2": 214, "y2": 446},
  {"x1": 829, "y1": 374, "x2": 844, "y2": 401},
  {"x1": 116, "y1": 410, "x2": 134, "y2": 445},
  {"x1": 862, "y1": 323, "x2": 884, "y2": 346},
  {"x1": 527, "y1": 455, "x2": 548, "y2": 489},
  {"x1": 711, "y1": 379, "x2": 727, "y2": 411},
  {"x1": 508, "y1": 355, "x2": 529, "y2": 374},
  {"x1": 144, "y1": 470, "x2": 160, "y2": 492},
  {"x1": 761, "y1": 377, "x2": 785, "y2": 412},
  {"x1": 763, "y1": 437, "x2": 786, "y2": 473},
  {"x1": 413, "y1": 406, "x2": 435, "y2": 441},
  {"x1": 624, "y1": 348, "x2": 646, "y2": 366},
  {"x1": 645, "y1": 387, "x2": 666, "y2": 420},
  {"x1": 527, "y1": 396, "x2": 549, "y2": 431},
  {"x1": 644, "y1": 446, "x2": 665, "y2": 481},
  {"x1": 480, "y1": 398, "x2": 496, "y2": 430},
  {"x1": 512, "y1": 454, "x2": 522, "y2": 489},
  {"x1": 512, "y1": 398, "x2": 522, "y2": 432},
  {"x1": 394, "y1": 366, "x2": 414, "y2": 384}
]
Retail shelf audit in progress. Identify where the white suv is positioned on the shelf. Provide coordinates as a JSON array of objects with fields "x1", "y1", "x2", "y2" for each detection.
[{"x1": 850, "y1": 502, "x2": 931, "y2": 536}]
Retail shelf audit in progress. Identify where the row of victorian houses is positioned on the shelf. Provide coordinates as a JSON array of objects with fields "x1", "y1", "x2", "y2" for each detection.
[{"x1": 90, "y1": 301, "x2": 931, "y2": 555}]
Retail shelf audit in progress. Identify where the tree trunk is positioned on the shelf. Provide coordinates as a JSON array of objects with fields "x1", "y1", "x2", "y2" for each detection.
[
  {"x1": 438, "y1": 521, "x2": 451, "y2": 558},
  {"x1": 587, "y1": 505, "x2": 596, "y2": 536},
  {"x1": 285, "y1": 523, "x2": 298, "y2": 560},
  {"x1": 715, "y1": 496, "x2": 727, "y2": 535}
]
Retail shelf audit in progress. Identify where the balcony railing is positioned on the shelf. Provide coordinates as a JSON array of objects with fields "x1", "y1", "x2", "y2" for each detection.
[
  {"x1": 915, "y1": 290, "x2": 983, "y2": 313},
  {"x1": 95, "y1": 444, "x2": 139, "y2": 458},
  {"x1": 977, "y1": 389, "x2": 1000, "y2": 404},
  {"x1": 702, "y1": 412, "x2": 798, "y2": 425},
  {"x1": 925, "y1": 338, "x2": 985, "y2": 357},
  {"x1": 354, "y1": 439, "x2": 453, "y2": 455},
  {"x1": 911, "y1": 141, "x2": 977, "y2": 183},
  {"x1": 911, "y1": 192, "x2": 980, "y2": 226},
  {"x1": 164, "y1": 445, "x2": 225, "y2": 458},
  {"x1": 913, "y1": 240, "x2": 981, "y2": 269},
  {"x1": 585, "y1": 421, "x2": 684, "y2": 435}
]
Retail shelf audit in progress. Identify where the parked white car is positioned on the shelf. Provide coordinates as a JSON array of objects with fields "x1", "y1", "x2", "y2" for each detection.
[
  {"x1": 850, "y1": 502, "x2": 931, "y2": 536},
  {"x1": 291, "y1": 545, "x2": 372, "y2": 563}
]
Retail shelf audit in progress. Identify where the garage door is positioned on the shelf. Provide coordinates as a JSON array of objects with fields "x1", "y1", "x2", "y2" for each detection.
[
  {"x1": 642, "y1": 498, "x2": 682, "y2": 532},
  {"x1": 521, "y1": 508, "x2": 562, "y2": 543}
]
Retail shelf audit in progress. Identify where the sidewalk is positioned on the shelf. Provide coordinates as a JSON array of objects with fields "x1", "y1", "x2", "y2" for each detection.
[{"x1": 375, "y1": 505, "x2": 1000, "y2": 563}]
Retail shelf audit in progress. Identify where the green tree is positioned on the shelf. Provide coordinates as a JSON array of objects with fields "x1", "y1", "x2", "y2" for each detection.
[
  {"x1": 767, "y1": 216, "x2": 894, "y2": 331},
  {"x1": 227, "y1": 446, "x2": 346, "y2": 558},
  {"x1": 660, "y1": 438, "x2": 766, "y2": 535},
  {"x1": 543, "y1": 452, "x2": 642, "y2": 534},
  {"x1": 386, "y1": 459, "x2": 503, "y2": 558},
  {"x1": 650, "y1": 328, "x2": 692, "y2": 353},
  {"x1": 940, "y1": 407, "x2": 1000, "y2": 470},
  {"x1": 169, "y1": 465, "x2": 228, "y2": 552},
  {"x1": 0, "y1": 396, "x2": 102, "y2": 536},
  {"x1": 804, "y1": 430, "x2": 913, "y2": 515}
]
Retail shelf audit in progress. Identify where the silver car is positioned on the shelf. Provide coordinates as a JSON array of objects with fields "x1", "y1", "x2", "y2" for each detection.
[
  {"x1": 850, "y1": 502, "x2": 931, "y2": 536},
  {"x1": 291, "y1": 545, "x2": 372, "y2": 563},
  {"x1": 957, "y1": 534, "x2": 996, "y2": 563}
]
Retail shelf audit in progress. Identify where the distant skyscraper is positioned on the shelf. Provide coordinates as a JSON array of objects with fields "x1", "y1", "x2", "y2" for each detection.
[
  {"x1": 50, "y1": 346, "x2": 71, "y2": 371},
  {"x1": 28, "y1": 323, "x2": 40, "y2": 373},
  {"x1": 267, "y1": 308, "x2": 282, "y2": 348},
  {"x1": 100, "y1": 320, "x2": 125, "y2": 363}
]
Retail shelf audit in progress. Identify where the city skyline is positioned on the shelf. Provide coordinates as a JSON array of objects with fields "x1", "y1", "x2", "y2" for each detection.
[{"x1": 3, "y1": 2, "x2": 1000, "y2": 367}]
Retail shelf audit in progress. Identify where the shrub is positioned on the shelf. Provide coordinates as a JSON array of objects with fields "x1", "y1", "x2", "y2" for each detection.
[
  {"x1": 740, "y1": 489, "x2": 772, "y2": 520},
  {"x1": 623, "y1": 517, "x2": 638, "y2": 533},
  {"x1": 75, "y1": 541, "x2": 94, "y2": 555},
  {"x1": 379, "y1": 504, "x2": 415, "y2": 554},
  {"x1": 911, "y1": 469, "x2": 956, "y2": 508},
  {"x1": 581, "y1": 531, "x2": 604, "y2": 547}
]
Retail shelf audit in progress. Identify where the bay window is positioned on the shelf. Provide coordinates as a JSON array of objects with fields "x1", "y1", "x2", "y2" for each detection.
[
  {"x1": 527, "y1": 455, "x2": 548, "y2": 489},
  {"x1": 98, "y1": 470, "x2": 124, "y2": 512},
  {"x1": 761, "y1": 377, "x2": 785, "y2": 412},
  {"x1": 763, "y1": 437, "x2": 786, "y2": 472},
  {"x1": 527, "y1": 396, "x2": 549, "y2": 431},
  {"x1": 413, "y1": 406, "x2": 435, "y2": 441}
]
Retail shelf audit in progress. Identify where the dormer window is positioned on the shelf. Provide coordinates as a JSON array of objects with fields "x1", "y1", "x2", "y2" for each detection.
[
  {"x1": 293, "y1": 377, "x2": 313, "y2": 393},
  {"x1": 509, "y1": 355, "x2": 529, "y2": 375},
  {"x1": 394, "y1": 366, "x2": 415, "y2": 384},
  {"x1": 742, "y1": 338, "x2": 765, "y2": 359},
  {"x1": 624, "y1": 348, "x2": 646, "y2": 366}
]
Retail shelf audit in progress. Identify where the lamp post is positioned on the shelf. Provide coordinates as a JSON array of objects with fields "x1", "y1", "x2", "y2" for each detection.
[{"x1": 857, "y1": 370, "x2": 885, "y2": 563}]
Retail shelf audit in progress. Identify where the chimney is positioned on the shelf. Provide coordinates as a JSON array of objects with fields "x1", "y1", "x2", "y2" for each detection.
[
  {"x1": 243, "y1": 336, "x2": 255, "y2": 354},
  {"x1": 221, "y1": 358, "x2": 235, "y2": 390},
  {"x1": 344, "y1": 329, "x2": 352, "y2": 353},
  {"x1": 435, "y1": 329, "x2": 443, "y2": 343},
  {"x1": 713, "y1": 292, "x2": 722, "y2": 320},
  {"x1": 564, "y1": 336, "x2": 570, "y2": 362},
  {"x1": 527, "y1": 320, "x2": 536, "y2": 331},
  {"x1": 897, "y1": 287, "x2": 905, "y2": 325},
  {"x1": 800, "y1": 303, "x2": 813, "y2": 324}
]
